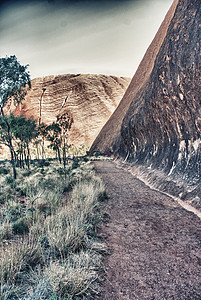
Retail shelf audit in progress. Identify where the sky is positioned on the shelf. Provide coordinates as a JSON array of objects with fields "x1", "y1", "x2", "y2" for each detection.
[{"x1": 0, "y1": 0, "x2": 173, "y2": 80}]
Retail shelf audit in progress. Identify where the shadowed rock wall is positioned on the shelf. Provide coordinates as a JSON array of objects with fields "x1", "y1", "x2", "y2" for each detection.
[
  {"x1": 121, "y1": 0, "x2": 201, "y2": 184},
  {"x1": 90, "y1": 0, "x2": 179, "y2": 155},
  {"x1": 6, "y1": 74, "x2": 130, "y2": 147},
  {"x1": 91, "y1": 0, "x2": 201, "y2": 186}
]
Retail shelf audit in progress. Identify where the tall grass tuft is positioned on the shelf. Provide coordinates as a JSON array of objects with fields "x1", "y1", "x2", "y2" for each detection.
[{"x1": 0, "y1": 159, "x2": 107, "y2": 299}]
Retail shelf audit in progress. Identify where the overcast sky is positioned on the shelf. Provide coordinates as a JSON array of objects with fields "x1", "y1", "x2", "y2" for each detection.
[{"x1": 0, "y1": 0, "x2": 173, "y2": 80}]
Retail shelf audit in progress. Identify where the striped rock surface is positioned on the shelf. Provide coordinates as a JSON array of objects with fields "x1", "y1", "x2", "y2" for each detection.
[{"x1": 6, "y1": 74, "x2": 130, "y2": 147}]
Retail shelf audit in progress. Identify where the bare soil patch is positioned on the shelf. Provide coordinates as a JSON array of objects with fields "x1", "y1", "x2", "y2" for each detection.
[{"x1": 93, "y1": 160, "x2": 201, "y2": 300}]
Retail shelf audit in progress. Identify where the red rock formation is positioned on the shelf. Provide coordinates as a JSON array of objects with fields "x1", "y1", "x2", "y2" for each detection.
[
  {"x1": 5, "y1": 74, "x2": 130, "y2": 147},
  {"x1": 90, "y1": 0, "x2": 179, "y2": 155},
  {"x1": 90, "y1": 0, "x2": 201, "y2": 202}
]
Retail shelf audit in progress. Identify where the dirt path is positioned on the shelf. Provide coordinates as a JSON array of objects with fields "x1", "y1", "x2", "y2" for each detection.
[{"x1": 93, "y1": 161, "x2": 201, "y2": 300}]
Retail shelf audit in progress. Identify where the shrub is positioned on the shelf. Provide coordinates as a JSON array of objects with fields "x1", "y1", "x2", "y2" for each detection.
[
  {"x1": 44, "y1": 252, "x2": 98, "y2": 298},
  {"x1": 71, "y1": 158, "x2": 80, "y2": 170},
  {"x1": 15, "y1": 187, "x2": 26, "y2": 197},
  {"x1": 98, "y1": 190, "x2": 108, "y2": 202},
  {"x1": 37, "y1": 159, "x2": 50, "y2": 168},
  {"x1": 22, "y1": 169, "x2": 32, "y2": 177},
  {"x1": 0, "y1": 191, "x2": 6, "y2": 204},
  {"x1": 12, "y1": 218, "x2": 29, "y2": 235},
  {"x1": 3, "y1": 205, "x2": 26, "y2": 223},
  {"x1": 93, "y1": 150, "x2": 101, "y2": 157},
  {"x1": 23, "y1": 270, "x2": 52, "y2": 300},
  {"x1": 0, "y1": 167, "x2": 9, "y2": 175},
  {"x1": 56, "y1": 167, "x2": 65, "y2": 175},
  {"x1": 5, "y1": 175, "x2": 16, "y2": 188},
  {"x1": 39, "y1": 167, "x2": 45, "y2": 175},
  {"x1": 45, "y1": 212, "x2": 88, "y2": 256},
  {"x1": 83, "y1": 156, "x2": 89, "y2": 162},
  {"x1": 0, "y1": 222, "x2": 13, "y2": 241},
  {"x1": 0, "y1": 238, "x2": 43, "y2": 286},
  {"x1": 0, "y1": 186, "x2": 16, "y2": 204}
]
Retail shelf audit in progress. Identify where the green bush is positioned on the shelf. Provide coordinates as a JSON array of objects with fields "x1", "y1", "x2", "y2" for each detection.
[
  {"x1": 0, "y1": 223, "x2": 13, "y2": 241},
  {"x1": 93, "y1": 150, "x2": 101, "y2": 157},
  {"x1": 98, "y1": 190, "x2": 108, "y2": 202},
  {"x1": 5, "y1": 175, "x2": 16, "y2": 188},
  {"x1": 39, "y1": 167, "x2": 45, "y2": 174},
  {"x1": 22, "y1": 169, "x2": 32, "y2": 177},
  {"x1": 0, "y1": 191, "x2": 6, "y2": 204},
  {"x1": 37, "y1": 159, "x2": 50, "y2": 167},
  {"x1": 12, "y1": 218, "x2": 29, "y2": 235},
  {"x1": 56, "y1": 167, "x2": 65, "y2": 175},
  {"x1": 0, "y1": 167, "x2": 9, "y2": 175},
  {"x1": 62, "y1": 184, "x2": 72, "y2": 193},
  {"x1": 15, "y1": 187, "x2": 26, "y2": 197},
  {"x1": 71, "y1": 158, "x2": 79, "y2": 170},
  {"x1": 3, "y1": 205, "x2": 26, "y2": 222},
  {"x1": 38, "y1": 177, "x2": 57, "y2": 189},
  {"x1": 83, "y1": 155, "x2": 89, "y2": 162}
]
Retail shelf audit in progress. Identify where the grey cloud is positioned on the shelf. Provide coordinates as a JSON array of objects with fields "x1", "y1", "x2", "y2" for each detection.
[{"x1": 0, "y1": 0, "x2": 173, "y2": 79}]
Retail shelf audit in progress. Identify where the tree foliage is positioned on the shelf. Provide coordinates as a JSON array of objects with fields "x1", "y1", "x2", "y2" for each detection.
[
  {"x1": 10, "y1": 114, "x2": 38, "y2": 168},
  {"x1": 46, "y1": 122, "x2": 62, "y2": 163},
  {"x1": 46, "y1": 113, "x2": 73, "y2": 167},
  {"x1": 0, "y1": 55, "x2": 31, "y2": 178},
  {"x1": 0, "y1": 114, "x2": 38, "y2": 168},
  {"x1": 0, "y1": 55, "x2": 76, "y2": 176},
  {"x1": 0, "y1": 55, "x2": 30, "y2": 107},
  {"x1": 56, "y1": 112, "x2": 73, "y2": 169}
]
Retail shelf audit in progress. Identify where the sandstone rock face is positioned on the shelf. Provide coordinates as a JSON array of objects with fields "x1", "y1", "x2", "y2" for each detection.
[
  {"x1": 6, "y1": 74, "x2": 130, "y2": 147},
  {"x1": 91, "y1": 0, "x2": 201, "y2": 203},
  {"x1": 90, "y1": 0, "x2": 179, "y2": 155}
]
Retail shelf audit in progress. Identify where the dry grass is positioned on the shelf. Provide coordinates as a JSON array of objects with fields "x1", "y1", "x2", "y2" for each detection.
[
  {"x1": 0, "y1": 158, "x2": 107, "y2": 299},
  {"x1": 44, "y1": 252, "x2": 98, "y2": 298}
]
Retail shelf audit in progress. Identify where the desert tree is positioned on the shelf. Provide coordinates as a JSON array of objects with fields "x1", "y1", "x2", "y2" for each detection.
[
  {"x1": 0, "y1": 114, "x2": 17, "y2": 160},
  {"x1": 0, "y1": 114, "x2": 37, "y2": 168},
  {"x1": 46, "y1": 122, "x2": 62, "y2": 164},
  {"x1": 10, "y1": 114, "x2": 38, "y2": 168},
  {"x1": 38, "y1": 123, "x2": 48, "y2": 160},
  {"x1": 56, "y1": 112, "x2": 73, "y2": 170},
  {"x1": 0, "y1": 55, "x2": 30, "y2": 178}
]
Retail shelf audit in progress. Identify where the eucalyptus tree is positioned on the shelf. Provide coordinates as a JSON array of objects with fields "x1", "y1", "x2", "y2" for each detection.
[
  {"x1": 46, "y1": 122, "x2": 62, "y2": 164},
  {"x1": 38, "y1": 123, "x2": 48, "y2": 160},
  {"x1": 10, "y1": 115, "x2": 38, "y2": 168},
  {"x1": 0, "y1": 55, "x2": 30, "y2": 178},
  {"x1": 57, "y1": 112, "x2": 73, "y2": 169},
  {"x1": 46, "y1": 113, "x2": 73, "y2": 168}
]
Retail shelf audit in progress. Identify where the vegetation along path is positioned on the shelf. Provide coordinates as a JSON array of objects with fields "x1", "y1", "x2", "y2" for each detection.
[{"x1": 93, "y1": 160, "x2": 201, "y2": 300}]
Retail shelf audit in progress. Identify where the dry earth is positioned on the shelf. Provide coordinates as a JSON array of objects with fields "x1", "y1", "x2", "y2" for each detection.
[{"x1": 93, "y1": 160, "x2": 201, "y2": 300}]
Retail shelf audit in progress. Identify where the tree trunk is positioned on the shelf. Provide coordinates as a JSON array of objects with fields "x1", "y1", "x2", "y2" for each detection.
[
  {"x1": 27, "y1": 144, "x2": 30, "y2": 169},
  {"x1": 0, "y1": 105, "x2": 17, "y2": 179},
  {"x1": 10, "y1": 146, "x2": 17, "y2": 179},
  {"x1": 36, "y1": 143, "x2": 39, "y2": 161},
  {"x1": 20, "y1": 143, "x2": 24, "y2": 168},
  {"x1": 57, "y1": 146, "x2": 62, "y2": 164},
  {"x1": 63, "y1": 141, "x2": 66, "y2": 170},
  {"x1": 41, "y1": 139, "x2": 46, "y2": 160}
]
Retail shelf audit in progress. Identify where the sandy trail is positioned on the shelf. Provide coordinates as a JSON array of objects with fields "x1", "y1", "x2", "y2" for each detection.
[{"x1": 93, "y1": 160, "x2": 201, "y2": 300}]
